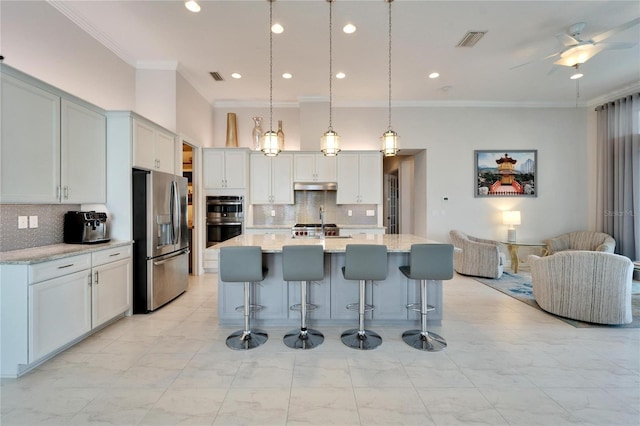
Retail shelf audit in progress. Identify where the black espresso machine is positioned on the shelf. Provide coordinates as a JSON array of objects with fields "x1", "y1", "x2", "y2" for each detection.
[{"x1": 64, "y1": 211, "x2": 110, "y2": 244}]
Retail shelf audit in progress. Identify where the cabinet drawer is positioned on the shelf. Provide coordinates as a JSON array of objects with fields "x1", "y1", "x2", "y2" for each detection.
[
  {"x1": 28, "y1": 254, "x2": 91, "y2": 284},
  {"x1": 92, "y1": 245, "x2": 133, "y2": 267}
]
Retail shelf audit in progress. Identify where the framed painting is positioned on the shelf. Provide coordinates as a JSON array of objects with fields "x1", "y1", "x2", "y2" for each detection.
[{"x1": 475, "y1": 150, "x2": 537, "y2": 197}]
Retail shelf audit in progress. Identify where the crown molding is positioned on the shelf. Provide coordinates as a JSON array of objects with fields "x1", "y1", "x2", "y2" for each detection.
[
  {"x1": 47, "y1": 1, "x2": 136, "y2": 67},
  {"x1": 586, "y1": 81, "x2": 640, "y2": 107}
]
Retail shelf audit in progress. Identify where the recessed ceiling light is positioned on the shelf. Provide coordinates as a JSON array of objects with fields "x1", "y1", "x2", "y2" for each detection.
[
  {"x1": 231, "y1": 73, "x2": 242, "y2": 79},
  {"x1": 336, "y1": 72, "x2": 346, "y2": 79},
  {"x1": 570, "y1": 73, "x2": 583, "y2": 80},
  {"x1": 429, "y1": 72, "x2": 440, "y2": 79},
  {"x1": 184, "y1": 0, "x2": 200, "y2": 13},
  {"x1": 271, "y1": 23, "x2": 284, "y2": 34},
  {"x1": 343, "y1": 23, "x2": 356, "y2": 34},
  {"x1": 282, "y1": 73, "x2": 292, "y2": 79}
]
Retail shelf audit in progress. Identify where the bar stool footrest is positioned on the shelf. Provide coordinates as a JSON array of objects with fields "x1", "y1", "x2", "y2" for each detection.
[
  {"x1": 405, "y1": 303, "x2": 435, "y2": 313},
  {"x1": 289, "y1": 303, "x2": 319, "y2": 312},
  {"x1": 346, "y1": 302, "x2": 374, "y2": 312},
  {"x1": 234, "y1": 304, "x2": 264, "y2": 313}
]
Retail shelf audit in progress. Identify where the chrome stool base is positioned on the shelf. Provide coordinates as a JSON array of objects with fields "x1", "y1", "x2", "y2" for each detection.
[
  {"x1": 283, "y1": 328, "x2": 324, "y2": 350},
  {"x1": 402, "y1": 329, "x2": 447, "y2": 352},
  {"x1": 341, "y1": 328, "x2": 382, "y2": 350},
  {"x1": 226, "y1": 329, "x2": 268, "y2": 350}
]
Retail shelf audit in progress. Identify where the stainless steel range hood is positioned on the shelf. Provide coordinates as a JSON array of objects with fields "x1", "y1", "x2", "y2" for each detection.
[{"x1": 294, "y1": 182, "x2": 337, "y2": 191}]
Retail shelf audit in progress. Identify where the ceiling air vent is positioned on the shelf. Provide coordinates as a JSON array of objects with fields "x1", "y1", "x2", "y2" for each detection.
[
  {"x1": 209, "y1": 72, "x2": 224, "y2": 81},
  {"x1": 456, "y1": 31, "x2": 487, "y2": 47}
]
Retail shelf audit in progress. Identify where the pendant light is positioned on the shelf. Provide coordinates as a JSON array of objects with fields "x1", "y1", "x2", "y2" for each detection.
[
  {"x1": 320, "y1": 0, "x2": 341, "y2": 156},
  {"x1": 381, "y1": 0, "x2": 399, "y2": 157},
  {"x1": 262, "y1": 0, "x2": 283, "y2": 156}
]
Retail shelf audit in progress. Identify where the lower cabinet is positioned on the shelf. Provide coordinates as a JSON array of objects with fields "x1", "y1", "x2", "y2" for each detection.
[
  {"x1": 92, "y1": 257, "x2": 132, "y2": 328},
  {"x1": 0, "y1": 244, "x2": 132, "y2": 378},
  {"x1": 29, "y1": 269, "x2": 92, "y2": 362}
]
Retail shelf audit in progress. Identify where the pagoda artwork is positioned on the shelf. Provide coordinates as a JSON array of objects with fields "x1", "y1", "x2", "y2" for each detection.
[{"x1": 475, "y1": 150, "x2": 537, "y2": 197}]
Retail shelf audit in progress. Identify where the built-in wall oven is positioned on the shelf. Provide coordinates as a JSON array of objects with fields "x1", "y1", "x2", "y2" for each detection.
[{"x1": 206, "y1": 195, "x2": 243, "y2": 247}]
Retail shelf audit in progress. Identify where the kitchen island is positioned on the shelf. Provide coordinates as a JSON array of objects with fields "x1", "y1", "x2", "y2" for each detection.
[{"x1": 211, "y1": 234, "x2": 444, "y2": 327}]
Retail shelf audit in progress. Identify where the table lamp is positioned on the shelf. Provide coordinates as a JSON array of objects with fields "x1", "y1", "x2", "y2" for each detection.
[{"x1": 502, "y1": 211, "x2": 521, "y2": 242}]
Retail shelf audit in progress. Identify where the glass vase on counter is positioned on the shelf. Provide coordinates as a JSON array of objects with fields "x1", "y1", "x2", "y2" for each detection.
[{"x1": 252, "y1": 117, "x2": 263, "y2": 151}]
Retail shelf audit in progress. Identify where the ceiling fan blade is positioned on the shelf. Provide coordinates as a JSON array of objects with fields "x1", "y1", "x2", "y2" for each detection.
[
  {"x1": 510, "y1": 51, "x2": 561, "y2": 70},
  {"x1": 546, "y1": 65, "x2": 561, "y2": 76},
  {"x1": 590, "y1": 17, "x2": 640, "y2": 43},
  {"x1": 555, "y1": 33, "x2": 580, "y2": 47},
  {"x1": 596, "y1": 41, "x2": 637, "y2": 50}
]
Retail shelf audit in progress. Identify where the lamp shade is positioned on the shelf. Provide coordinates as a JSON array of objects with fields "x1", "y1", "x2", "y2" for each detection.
[
  {"x1": 502, "y1": 211, "x2": 521, "y2": 226},
  {"x1": 321, "y1": 130, "x2": 341, "y2": 156}
]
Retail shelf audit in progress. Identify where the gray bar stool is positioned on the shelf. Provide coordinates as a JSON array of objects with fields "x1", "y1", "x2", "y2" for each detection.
[
  {"x1": 400, "y1": 243, "x2": 454, "y2": 351},
  {"x1": 341, "y1": 244, "x2": 388, "y2": 350},
  {"x1": 219, "y1": 246, "x2": 268, "y2": 350},
  {"x1": 282, "y1": 245, "x2": 325, "y2": 349}
]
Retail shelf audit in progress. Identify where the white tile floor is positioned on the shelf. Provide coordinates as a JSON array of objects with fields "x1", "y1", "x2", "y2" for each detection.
[{"x1": 1, "y1": 272, "x2": 639, "y2": 426}]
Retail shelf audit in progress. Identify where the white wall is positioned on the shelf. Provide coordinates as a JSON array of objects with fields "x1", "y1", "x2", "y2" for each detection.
[
  {"x1": 0, "y1": 1, "x2": 135, "y2": 110},
  {"x1": 135, "y1": 69, "x2": 177, "y2": 132},
  {"x1": 213, "y1": 103, "x2": 589, "y2": 242},
  {"x1": 177, "y1": 74, "x2": 214, "y2": 147}
]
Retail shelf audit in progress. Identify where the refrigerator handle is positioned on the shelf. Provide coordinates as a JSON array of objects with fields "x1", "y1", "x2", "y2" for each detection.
[{"x1": 171, "y1": 180, "x2": 180, "y2": 245}]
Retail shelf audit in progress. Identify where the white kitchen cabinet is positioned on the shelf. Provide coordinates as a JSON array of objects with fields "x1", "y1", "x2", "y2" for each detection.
[
  {"x1": 250, "y1": 153, "x2": 293, "y2": 204},
  {"x1": 203, "y1": 149, "x2": 248, "y2": 189},
  {"x1": 133, "y1": 118, "x2": 175, "y2": 174},
  {"x1": 1, "y1": 73, "x2": 60, "y2": 203},
  {"x1": 61, "y1": 99, "x2": 107, "y2": 203},
  {"x1": 0, "y1": 243, "x2": 132, "y2": 378},
  {"x1": 91, "y1": 246, "x2": 132, "y2": 328},
  {"x1": 29, "y1": 268, "x2": 92, "y2": 362},
  {"x1": 293, "y1": 152, "x2": 336, "y2": 182},
  {"x1": 337, "y1": 152, "x2": 382, "y2": 204},
  {"x1": 0, "y1": 70, "x2": 107, "y2": 204}
]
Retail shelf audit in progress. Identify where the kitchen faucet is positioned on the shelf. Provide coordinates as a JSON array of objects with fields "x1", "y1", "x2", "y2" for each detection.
[{"x1": 319, "y1": 205, "x2": 325, "y2": 238}]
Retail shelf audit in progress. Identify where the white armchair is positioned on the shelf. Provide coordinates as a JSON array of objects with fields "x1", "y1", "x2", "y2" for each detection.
[
  {"x1": 529, "y1": 251, "x2": 633, "y2": 325},
  {"x1": 544, "y1": 231, "x2": 615, "y2": 255},
  {"x1": 449, "y1": 230, "x2": 505, "y2": 279}
]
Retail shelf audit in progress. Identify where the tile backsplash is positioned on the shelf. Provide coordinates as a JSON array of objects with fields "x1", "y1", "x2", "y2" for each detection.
[
  {"x1": 252, "y1": 191, "x2": 377, "y2": 226},
  {"x1": 0, "y1": 204, "x2": 80, "y2": 252}
]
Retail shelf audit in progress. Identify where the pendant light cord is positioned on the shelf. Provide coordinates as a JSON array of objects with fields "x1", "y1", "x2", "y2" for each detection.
[
  {"x1": 269, "y1": 0, "x2": 274, "y2": 133},
  {"x1": 328, "y1": 0, "x2": 334, "y2": 131},
  {"x1": 387, "y1": 0, "x2": 392, "y2": 131}
]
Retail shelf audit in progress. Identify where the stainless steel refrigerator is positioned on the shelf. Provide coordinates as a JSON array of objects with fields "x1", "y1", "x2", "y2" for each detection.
[{"x1": 132, "y1": 169, "x2": 189, "y2": 313}]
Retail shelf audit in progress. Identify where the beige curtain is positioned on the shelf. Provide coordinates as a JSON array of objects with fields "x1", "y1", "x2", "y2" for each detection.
[{"x1": 595, "y1": 92, "x2": 639, "y2": 260}]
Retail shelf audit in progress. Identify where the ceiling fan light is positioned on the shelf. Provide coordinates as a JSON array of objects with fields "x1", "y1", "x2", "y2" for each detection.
[
  {"x1": 184, "y1": 0, "x2": 200, "y2": 13},
  {"x1": 554, "y1": 44, "x2": 604, "y2": 67},
  {"x1": 381, "y1": 130, "x2": 399, "y2": 157},
  {"x1": 321, "y1": 130, "x2": 341, "y2": 156}
]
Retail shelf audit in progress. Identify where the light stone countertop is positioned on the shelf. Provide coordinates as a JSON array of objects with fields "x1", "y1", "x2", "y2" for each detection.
[
  {"x1": 210, "y1": 233, "x2": 437, "y2": 253},
  {"x1": 0, "y1": 240, "x2": 133, "y2": 265}
]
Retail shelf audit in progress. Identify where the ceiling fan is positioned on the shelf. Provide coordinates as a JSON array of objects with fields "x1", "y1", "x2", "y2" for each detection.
[{"x1": 512, "y1": 17, "x2": 640, "y2": 70}]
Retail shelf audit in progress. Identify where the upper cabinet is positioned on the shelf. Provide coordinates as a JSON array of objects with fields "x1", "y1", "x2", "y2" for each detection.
[
  {"x1": 250, "y1": 153, "x2": 293, "y2": 204},
  {"x1": 337, "y1": 152, "x2": 382, "y2": 204},
  {"x1": 293, "y1": 152, "x2": 336, "y2": 182},
  {"x1": 0, "y1": 71, "x2": 106, "y2": 204},
  {"x1": 203, "y1": 149, "x2": 248, "y2": 190},
  {"x1": 133, "y1": 118, "x2": 175, "y2": 174},
  {"x1": 61, "y1": 99, "x2": 107, "y2": 203}
]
